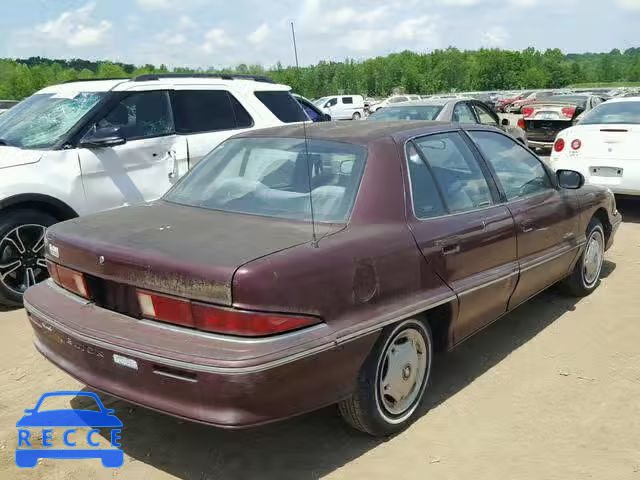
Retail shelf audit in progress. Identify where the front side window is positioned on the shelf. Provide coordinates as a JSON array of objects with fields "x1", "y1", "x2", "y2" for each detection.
[
  {"x1": 473, "y1": 104, "x2": 498, "y2": 126},
  {"x1": 0, "y1": 92, "x2": 105, "y2": 149},
  {"x1": 415, "y1": 132, "x2": 493, "y2": 213},
  {"x1": 452, "y1": 103, "x2": 477, "y2": 123},
  {"x1": 172, "y1": 90, "x2": 253, "y2": 134},
  {"x1": 468, "y1": 131, "x2": 552, "y2": 200},
  {"x1": 254, "y1": 91, "x2": 307, "y2": 123},
  {"x1": 165, "y1": 137, "x2": 367, "y2": 222},
  {"x1": 326, "y1": 98, "x2": 338, "y2": 107},
  {"x1": 98, "y1": 91, "x2": 173, "y2": 140}
]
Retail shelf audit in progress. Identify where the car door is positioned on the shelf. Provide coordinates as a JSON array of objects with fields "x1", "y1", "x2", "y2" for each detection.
[
  {"x1": 466, "y1": 130, "x2": 580, "y2": 309},
  {"x1": 78, "y1": 89, "x2": 188, "y2": 213},
  {"x1": 171, "y1": 88, "x2": 255, "y2": 167},
  {"x1": 405, "y1": 131, "x2": 518, "y2": 344}
]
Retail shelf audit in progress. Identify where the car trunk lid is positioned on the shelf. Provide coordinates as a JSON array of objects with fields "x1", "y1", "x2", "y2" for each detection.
[
  {"x1": 571, "y1": 124, "x2": 640, "y2": 161},
  {"x1": 45, "y1": 201, "x2": 322, "y2": 306}
]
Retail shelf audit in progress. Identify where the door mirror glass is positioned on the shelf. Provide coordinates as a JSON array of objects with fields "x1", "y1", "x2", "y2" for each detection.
[
  {"x1": 501, "y1": 118, "x2": 510, "y2": 126},
  {"x1": 80, "y1": 126, "x2": 126, "y2": 148},
  {"x1": 322, "y1": 113, "x2": 332, "y2": 121},
  {"x1": 557, "y1": 169, "x2": 585, "y2": 189}
]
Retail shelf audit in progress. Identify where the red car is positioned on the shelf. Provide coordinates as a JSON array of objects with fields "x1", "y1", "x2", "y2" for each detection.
[{"x1": 25, "y1": 121, "x2": 620, "y2": 436}]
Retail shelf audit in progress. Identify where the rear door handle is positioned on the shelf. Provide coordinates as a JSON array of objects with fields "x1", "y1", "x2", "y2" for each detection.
[{"x1": 521, "y1": 224, "x2": 535, "y2": 233}]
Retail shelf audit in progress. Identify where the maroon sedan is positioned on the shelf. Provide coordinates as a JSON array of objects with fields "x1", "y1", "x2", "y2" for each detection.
[{"x1": 24, "y1": 121, "x2": 620, "y2": 436}]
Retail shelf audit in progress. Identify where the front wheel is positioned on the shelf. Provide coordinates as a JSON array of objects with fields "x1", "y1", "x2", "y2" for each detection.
[
  {"x1": 338, "y1": 318, "x2": 433, "y2": 436},
  {"x1": 561, "y1": 219, "x2": 605, "y2": 297},
  {"x1": 0, "y1": 209, "x2": 57, "y2": 306},
  {"x1": 352, "y1": 112, "x2": 361, "y2": 120}
]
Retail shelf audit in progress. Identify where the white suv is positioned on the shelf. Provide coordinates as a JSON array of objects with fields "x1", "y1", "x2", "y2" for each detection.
[{"x1": 0, "y1": 74, "x2": 307, "y2": 305}]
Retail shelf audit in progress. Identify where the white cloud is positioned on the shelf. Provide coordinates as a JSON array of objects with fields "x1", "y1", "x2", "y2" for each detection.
[
  {"x1": 341, "y1": 15, "x2": 440, "y2": 53},
  {"x1": 165, "y1": 34, "x2": 187, "y2": 46},
  {"x1": 178, "y1": 15, "x2": 196, "y2": 29},
  {"x1": 136, "y1": 0, "x2": 171, "y2": 9},
  {"x1": 481, "y1": 26, "x2": 509, "y2": 46},
  {"x1": 201, "y1": 28, "x2": 235, "y2": 53},
  {"x1": 616, "y1": 0, "x2": 640, "y2": 9},
  {"x1": 32, "y1": 2, "x2": 111, "y2": 48},
  {"x1": 248, "y1": 23, "x2": 271, "y2": 46}
]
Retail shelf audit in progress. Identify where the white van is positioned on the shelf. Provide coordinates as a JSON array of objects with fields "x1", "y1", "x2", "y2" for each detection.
[
  {"x1": 0, "y1": 74, "x2": 307, "y2": 305},
  {"x1": 314, "y1": 95, "x2": 365, "y2": 120}
]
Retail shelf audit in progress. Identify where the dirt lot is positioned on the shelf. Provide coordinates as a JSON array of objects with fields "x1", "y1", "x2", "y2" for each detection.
[{"x1": 1, "y1": 201, "x2": 639, "y2": 480}]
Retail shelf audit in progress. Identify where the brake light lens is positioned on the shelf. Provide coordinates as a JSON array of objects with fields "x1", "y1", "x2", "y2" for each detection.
[
  {"x1": 561, "y1": 107, "x2": 576, "y2": 118},
  {"x1": 554, "y1": 138, "x2": 565, "y2": 152},
  {"x1": 48, "y1": 262, "x2": 90, "y2": 299},
  {"x1": 571, "y1": 139, "x2": 582, "y2": 150},
  {"x1": 522, "y1": 107, "x2": 534, "y2": 117},
  {"x1": 517, "y1": 118, "x2": 526, "y2": 129},
  {"x1": 136, "y1": 289, "x2": 320, "y2": 337}
]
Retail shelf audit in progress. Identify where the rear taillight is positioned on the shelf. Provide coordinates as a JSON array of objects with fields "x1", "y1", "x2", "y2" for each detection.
[
  {"x1": 561, "y1": 107, "x2": 576, "y2": 118},
  {"x1": 48, "y1": 261, "x2": 90, "y2": 298},
  {"x1": 571, "y1": 139, "x2": 582, "y2": 150},
  {"x1": 522, "y1": 107, "x2": 534, "y2": 117},
  {"x1": 136, "y1": 289, "x2": 320, "y2": 337},
  {"x1": 554, "y1": 138, "x2": 565, "y2": 152},
  {"x1": 517, "y1": 118, "x2": 526, "y2": 129}
]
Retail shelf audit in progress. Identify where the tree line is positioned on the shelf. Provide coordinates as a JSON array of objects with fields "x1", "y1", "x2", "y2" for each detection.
[{"x1": 1, "y1": 47, "x2": 639, "y2": 101}]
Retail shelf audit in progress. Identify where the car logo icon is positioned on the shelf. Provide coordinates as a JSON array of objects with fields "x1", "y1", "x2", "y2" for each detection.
[{"x1": 15, "y1": 391, "x2": 124, "y2": 468}]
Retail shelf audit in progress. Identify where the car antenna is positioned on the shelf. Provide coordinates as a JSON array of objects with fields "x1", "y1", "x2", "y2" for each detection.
[{"x1": 291, "y1": 21, "x2": 319, "y2": 248}]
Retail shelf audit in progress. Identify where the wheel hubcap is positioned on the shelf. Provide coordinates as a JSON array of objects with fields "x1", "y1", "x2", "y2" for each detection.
[
  {"x1": 378, "y1": 328, "x2": 428, "y2": 416},
  {"x1": 583, "y1": 229, "x2": 604, "y2": 286},
  {"x1": 0, "y1": 224, "x2": 48, "y2": 295}
]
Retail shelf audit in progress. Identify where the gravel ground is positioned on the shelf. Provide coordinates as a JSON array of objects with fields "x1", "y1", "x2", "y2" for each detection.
[{"x1": 0, "y1": 200, "x2": 639, "y2": 480}]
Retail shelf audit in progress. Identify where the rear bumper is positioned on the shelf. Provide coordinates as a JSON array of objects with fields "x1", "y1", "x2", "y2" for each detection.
[
  {"x1": 527, "y1": 140, "x2": 555, "y2": 149},
  {"x1": 550, "y1": 158, "x2": 640, "y2": 196},
  {"x1": 24, "y1": 282, "x2": 377, "y2": 428}
]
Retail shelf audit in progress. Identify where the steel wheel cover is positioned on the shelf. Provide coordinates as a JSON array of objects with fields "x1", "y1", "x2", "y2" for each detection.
[{"x1": 583, "y1": 228, "x2": 604, "y2": 287}]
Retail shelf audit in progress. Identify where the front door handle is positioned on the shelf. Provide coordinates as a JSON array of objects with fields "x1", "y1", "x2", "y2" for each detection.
[
  {"x1": 521, "y1": 224, "x2": 535, "y2": 233},
  {"x1": 434, "y1": 237, "x2": 461, "y2": 255}
]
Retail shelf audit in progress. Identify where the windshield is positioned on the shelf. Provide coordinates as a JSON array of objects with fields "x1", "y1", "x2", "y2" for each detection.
[
  {"x1": 368, "y1": 105, "x2": 443, "y2": 121},
  {"x1": 580, "y1": 101, "x2": 640, "y2": 125},
  {"x1": 0, "y1": 92, "x2": 105, "y2": 149},
  {"x1": 313, "y1": 97, "x2": 330, "y2": 107},
  {"x1": 165, "y1": 137, "x2": 367, "y2": 222}
]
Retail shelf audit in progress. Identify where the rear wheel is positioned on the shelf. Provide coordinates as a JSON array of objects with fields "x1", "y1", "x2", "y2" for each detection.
[
  {"x1": 352, "y1": 112, "x2": 361, "y2": 120},
  {"x1": 0, "y1": 209, "x2": 57, "y2": 306},
  {"x1": 561, "y1": 218, "x2": 605, "y2": 297},
  {"x1": 338, "y1": 318, "x2": 433, "y2": 436}
]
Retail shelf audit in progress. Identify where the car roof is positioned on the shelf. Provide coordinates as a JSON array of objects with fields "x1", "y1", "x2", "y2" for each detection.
[
  {"x1": 36, "y1": 76, "x2": 291, "y2": 95},
  {"x1": 233, "y1": 120, "x2": 486, "y2": 145},
  {"x1": 606, "y1": 96, "x2": 640, "y2": 104}
]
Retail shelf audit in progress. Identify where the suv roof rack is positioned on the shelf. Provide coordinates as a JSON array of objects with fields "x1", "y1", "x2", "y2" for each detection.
[
  {"x1": 63, "y1": 77, "x2": 130, "y2": 84},
  {"x1": 132, "y1": 73, "x2": 275, "y2": 83}
]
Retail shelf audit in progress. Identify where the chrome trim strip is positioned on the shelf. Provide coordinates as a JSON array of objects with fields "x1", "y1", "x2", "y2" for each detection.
[
  {"x1": 520, "y1": 244, "x2": 582, "y2": 273},
  {"x1": 458, "y1": 270, "x2": 519, "y2": 296}
]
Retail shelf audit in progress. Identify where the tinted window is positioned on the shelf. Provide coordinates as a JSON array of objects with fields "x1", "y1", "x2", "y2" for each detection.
[
  {"x1": 166, "y1": 137, "x2": 366, "y2": 222},
  {"x1": 342, "y1": 97, "x2": 353, "y2": 104},
  {"x1": 368, "y1": 105, "x2": 443, "y2": 121},
  {"x1": 255, "y1": 91, "x2": 307, "y2": 123},
  {"x1": 326, "y1": 98, "x2": 338, "y2": 107},
  {"x1": 547, "y1": 95, "x2": 588, "y2": 108},
  {"x1": 452, "y1": 103, "x2": 476, "y2": 123},
  {"x1": 473, "y1": 104, "x2": 498, "y2": 126},
  {"x1": 172, "y1": 90, "x2": 253, "y2": 134},
  {"x1": 406, "y1": 143, "x2": 447, "y2": 219},
  {"x1": 99, "y1": 91, "x2": 173, "y2": 140},
  {"x1": 297, "y1": 98, "x2": 321, "y2": 121},
  {"x1": 580, "y1": 101, "x2": 640, "y2": 124},
  {"x1": 415, "y1": 132, "x2": 493, "y2": 213},
  {"x1": 469, "y1": 131, "x2": 552, "y2": 200}
]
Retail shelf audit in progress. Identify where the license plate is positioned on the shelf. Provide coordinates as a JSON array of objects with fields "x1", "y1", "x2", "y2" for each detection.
[
  {"x1": 591, "y1": 166, "x2": 623, "y2": 177},
  {"x1": 113, "y1": 353, "x2": 138, "y2": 370},
  {"x1": 535, "y1": 111, "x2": 559, "y2": 120}
]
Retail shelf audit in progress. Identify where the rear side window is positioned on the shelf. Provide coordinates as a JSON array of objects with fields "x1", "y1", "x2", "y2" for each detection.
[
  {"x1": 254, "y1": 91, "x2": 307, "y2": 123},
  {"x1": 406, "y1": 143, "x2": 447, "y2": 219},
  {"x1": 343, "y1": 97, "x2": 353, "y2": 104},
  {"x1": 172, "y1": 90, "x2": 253, "y2": 134},
  {"x1": 415, "y1": 132, "x2": 493, "y2": 213}
]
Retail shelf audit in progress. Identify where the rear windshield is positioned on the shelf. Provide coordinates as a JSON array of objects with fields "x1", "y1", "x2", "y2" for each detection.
[
  {"x1": 368, "y1": 105, "x2": 443, "y2": 121},
  {"x1": 580, "y1": 101, "x2": 640, "y2": 125},
  {"x1": 165, "y1": 137, "x2": 367, "y2": 222},
  {"x1": 254, "y1": 91, "x2": 307, "y2": 123},
  {"x1": 546, "y1": 95, "x2": 588, "y2": 107}
]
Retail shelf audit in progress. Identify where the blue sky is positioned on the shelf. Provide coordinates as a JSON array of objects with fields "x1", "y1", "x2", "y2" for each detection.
[{"x1": 1, "y1": 0, "x2": 639, "y2": 68}]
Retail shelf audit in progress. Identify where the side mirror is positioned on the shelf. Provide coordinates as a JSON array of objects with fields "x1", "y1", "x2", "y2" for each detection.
[
  {"x1": 322, "y1": 113, "x2": 332, "y2": 121},
  {"x1": 80, "y1": 126, "x2": 126, "y2": 148},
  {"x1": 557, "y1": 169, "x2": 585, "y2": 189},
  {"x1": 501, "y1": 118, "x2": 510, "y2": 126}
]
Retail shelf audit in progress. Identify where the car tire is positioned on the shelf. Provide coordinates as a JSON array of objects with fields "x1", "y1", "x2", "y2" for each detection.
[
  {"x1": 352, "y1": 112, "x2": 361, "y2": 120},
  {"x1": 338, "y1": 318, "x2": 433, "y2": 436},
  {"x1": 0, "y1": 209, "x2": 57, "y2": 306},
  {"x1": 561, "y1": 218, "x2": 605, "y2": 297}
]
